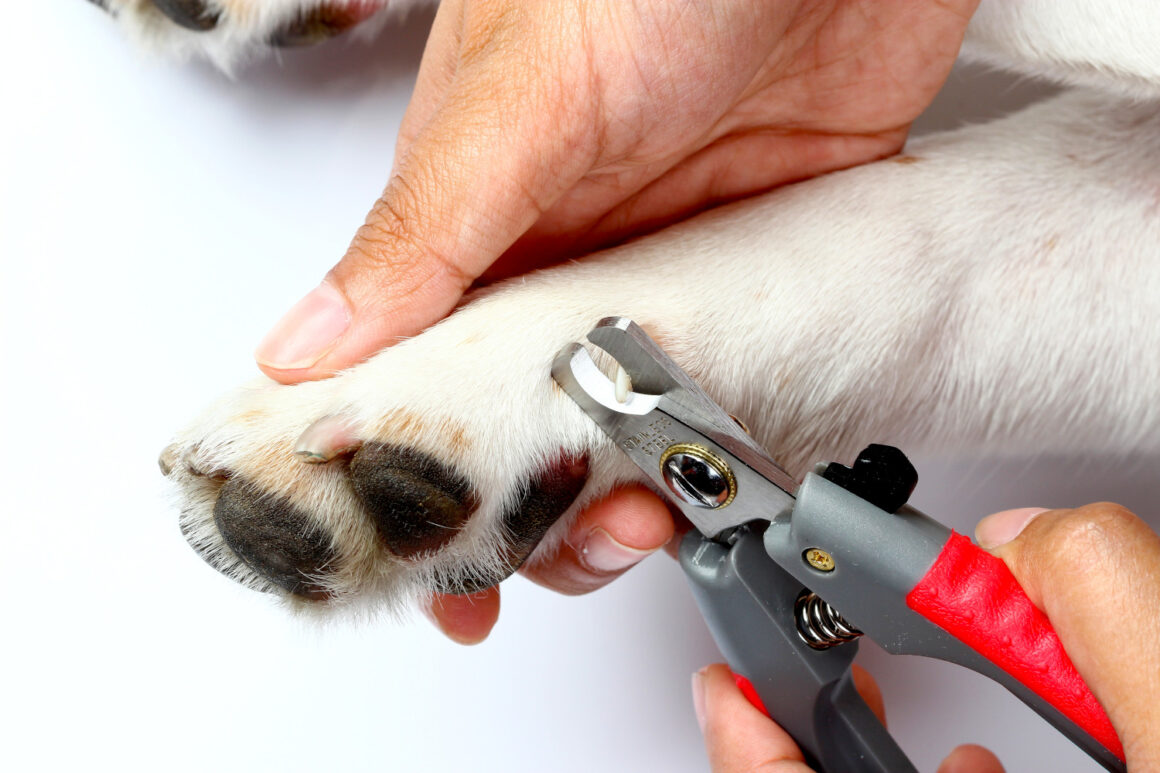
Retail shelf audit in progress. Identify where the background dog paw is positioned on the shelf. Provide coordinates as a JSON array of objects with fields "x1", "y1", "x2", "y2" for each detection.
[{"x1": 94, "y1": 0, "x2": 426, "y2": 65}]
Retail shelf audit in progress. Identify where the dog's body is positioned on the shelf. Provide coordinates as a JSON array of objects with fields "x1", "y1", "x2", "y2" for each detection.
[{"x1": 129, "y1": 1, "x2": 1160, "y2": 611}]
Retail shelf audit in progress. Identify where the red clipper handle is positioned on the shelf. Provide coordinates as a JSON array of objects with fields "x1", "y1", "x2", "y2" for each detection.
[
  {"x1": 733, "y1": 672, "x2": 771, "y2": 716},
  {"x1": 906, "y1": 532, "x2": 1123, "y2": 762}
]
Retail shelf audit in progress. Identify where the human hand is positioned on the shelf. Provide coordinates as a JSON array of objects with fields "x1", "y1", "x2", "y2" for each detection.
[
  {"x1": 693, "y1": 503, "x2": 1160, "y2": 771},
  {"x1": 256, "y1": 0, "x2": 978, "y2": 380},
  {"x1": 254, "y1": 0, "x2": 980, "y2": 640}
]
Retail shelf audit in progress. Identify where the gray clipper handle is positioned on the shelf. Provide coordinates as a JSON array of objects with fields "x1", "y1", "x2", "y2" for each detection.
[
  {"x1": 680, "y1": 528, "x2": 916, "y2": 773},
  {"x1": 765, "y1": 475, "x2": 1126, "y2": 773}
]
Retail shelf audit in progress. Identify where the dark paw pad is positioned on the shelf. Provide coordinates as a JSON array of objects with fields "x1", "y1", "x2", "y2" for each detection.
[
  {"x1": 268, "y1": 4, "x2": 375, "y2": 47},
  {"x1": 349, "y1": 444, "x2": 478, "y2": 558},
  {"x1": 214, "y1": 479, "x2": 337, "y2": 599},
  {"x1": 440, "y1": 455, "x2": 589, "y2": 594},
  {"x1": 152, "y1": 0, "x2": 220, "y2": 31}
]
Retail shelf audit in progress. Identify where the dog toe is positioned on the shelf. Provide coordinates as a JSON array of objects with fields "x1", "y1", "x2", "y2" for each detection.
[
  {"x1": 158, "y1": 444, "x2": 180, "y2": 476},
  {"x1": 151, "y1": 0, "x2": 219, "y2": 31},
  {"x1": 438, "y1": 454, "x2": 589, "y2": 594},
  {"x1": 213, "y1": 478, "x2": 337, "y2": 600},
  {"x1": 268, "y1": 3, "x2": 381, "y2": 47},
  {"x1": 349, "y1": 443, "x2": 478, "y2": 559},
  {"x1": 498, "y1": 456, "x2": 589, "y2": 565}
]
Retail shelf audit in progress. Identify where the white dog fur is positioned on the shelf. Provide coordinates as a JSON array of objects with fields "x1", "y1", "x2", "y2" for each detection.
[{"x1": 132, "y1": 0, "x2": 1160, "y2": 613}]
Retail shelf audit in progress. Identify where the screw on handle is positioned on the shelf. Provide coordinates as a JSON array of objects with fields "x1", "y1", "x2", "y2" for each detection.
[{"x1": 660, "y1": 443, "x2": 738, "y2": 509}]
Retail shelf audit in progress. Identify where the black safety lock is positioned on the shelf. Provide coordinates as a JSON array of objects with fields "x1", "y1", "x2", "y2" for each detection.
[{"x1": 821, "y1": 444, "x2": 918, "y2": 514}]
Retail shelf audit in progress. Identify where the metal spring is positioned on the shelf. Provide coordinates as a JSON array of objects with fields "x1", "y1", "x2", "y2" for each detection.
[{"x1": 795, "y1": 591, "x2": 863, "y2": 650}]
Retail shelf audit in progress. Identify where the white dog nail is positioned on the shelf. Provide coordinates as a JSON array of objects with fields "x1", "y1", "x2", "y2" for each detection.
[{"x1": 294, "y1": 415, "x2": 362, "y2": 463}]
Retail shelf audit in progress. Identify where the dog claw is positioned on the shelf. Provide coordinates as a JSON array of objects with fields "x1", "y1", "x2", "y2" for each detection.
[
  {"x1": 294, "y1": 415, "x2": 362, "y2": 464},
  {"x1": 614, "y1": 364, "x2": 632, "y2": 404},
  {"x1": 159, "y1": 444, "x2": 180, "y2": 476}
]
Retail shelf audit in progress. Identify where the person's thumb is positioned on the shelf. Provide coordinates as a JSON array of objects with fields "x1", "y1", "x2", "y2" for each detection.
[
  {"x1": 254, "y1": 51, "x2": 595, "y2": 383},
  {"x1": 976, "y1": 504, "x2": 1160, "y2": 768}
]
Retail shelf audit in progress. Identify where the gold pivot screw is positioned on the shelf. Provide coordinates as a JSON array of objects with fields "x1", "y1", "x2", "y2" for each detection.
[{"x1": 804, "y1": 548, "x2": 836, "y2": 572}]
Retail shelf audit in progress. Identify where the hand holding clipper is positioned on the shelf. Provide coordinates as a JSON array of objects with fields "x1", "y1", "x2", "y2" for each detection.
[{"x1": 553, "y1": 317, "x2": 1141, "y2": 773}]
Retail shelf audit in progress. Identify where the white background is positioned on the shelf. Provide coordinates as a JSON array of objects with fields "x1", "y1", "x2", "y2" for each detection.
[{"x1": 3, "y1": 4, "x2": 1155, "y2": 772}]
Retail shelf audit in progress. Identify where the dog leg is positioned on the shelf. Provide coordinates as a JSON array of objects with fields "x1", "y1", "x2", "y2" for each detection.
[
  {"x1": 964, "y1": 0, "x2": 1160, "y2": 97},
  {"x1": 163, "y1": 89, "x2": 1160, "y2": 610}
]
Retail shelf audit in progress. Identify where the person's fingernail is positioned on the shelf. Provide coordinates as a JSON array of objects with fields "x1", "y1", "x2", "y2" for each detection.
[
  {"x1": 975, "y1": 507, "x2": 1051, "y2": 549},
  {"x1": 254, "y1": 281, "x2": 351, "y2": 370},
  {"x1": 691, "y1": 669, "x2": 708, "y2": 733},
  {"x1": 579, "y1": 527, "x2": 658, "y2": 574}
]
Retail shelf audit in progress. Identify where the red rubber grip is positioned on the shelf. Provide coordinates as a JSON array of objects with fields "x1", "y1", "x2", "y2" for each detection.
[
  {"x1": 733, "y1": 673, "x2": 771, "y2": 717},
  {"x1": 906, "y1": 532, "x2": 1123, "y2": 761}
]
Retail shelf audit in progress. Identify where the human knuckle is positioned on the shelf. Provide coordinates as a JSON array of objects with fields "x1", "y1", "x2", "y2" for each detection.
[
  {"x1": 1044, "y1": 503, "x2": 1141, "y2": 566},
  {"x1": 352, "y1": 187, "x2": 430, "y2": 263},
  {"x1": 349, "y1": 224, "x2": 409, "y2": 272},
  {"x1": 350, "y1": 219, "x2": 470, "y2": 293}
]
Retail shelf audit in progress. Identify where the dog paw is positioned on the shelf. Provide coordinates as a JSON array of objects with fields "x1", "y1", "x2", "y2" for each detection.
[
  {"x1": 96, "y1": 0, "x2": 419, "y2": 63},
  {"x1": 161, "y1": 293, "x2": 641, "y2": 611},
  {"x1": 159, "y1": 177, "x2": 921, "y2": 613}
]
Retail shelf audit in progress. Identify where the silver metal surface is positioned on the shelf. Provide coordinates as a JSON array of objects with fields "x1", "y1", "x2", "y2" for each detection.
[
  {"x1": 660, "y1": 444, "x2": 737, "y2": 508},
  {"x1": 795, "y1": 591, "x2": 863, "y2": 649},
  {"x1": 551, "y1": 317, "x2": 797, "y2": 539}
]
